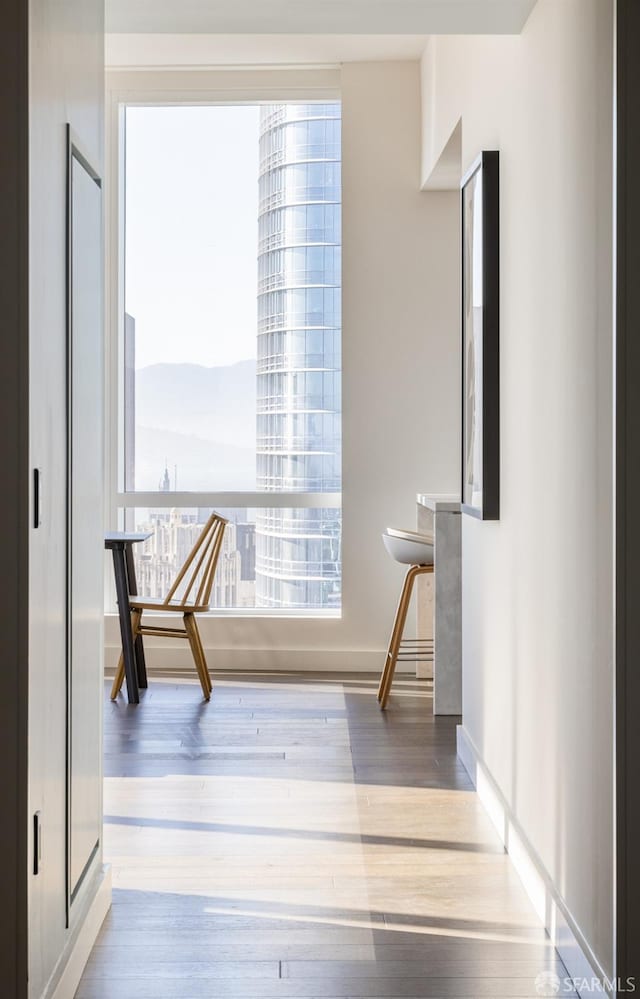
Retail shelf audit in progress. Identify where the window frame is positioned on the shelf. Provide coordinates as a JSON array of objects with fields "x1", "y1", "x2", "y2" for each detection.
[{"x1": 105, "y1": 75, "x2": 343, "y2": 618}]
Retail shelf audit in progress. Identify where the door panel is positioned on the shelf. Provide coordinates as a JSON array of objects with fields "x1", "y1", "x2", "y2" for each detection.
[{"x1": 68, "y1": 146, "x2": 103, "y2": 900}]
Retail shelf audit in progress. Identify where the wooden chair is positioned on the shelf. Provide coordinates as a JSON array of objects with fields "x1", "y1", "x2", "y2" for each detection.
[{"x1": 110, "y1": 512, "x2": 228, "y2": 701}]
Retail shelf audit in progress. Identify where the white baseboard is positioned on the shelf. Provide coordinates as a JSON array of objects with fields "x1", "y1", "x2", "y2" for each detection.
[
  {"x1": 456, "y1": 726, "x2": 609, "y2": 997},
  {"x1": 44, "y1": 865, "x2": 111, "y2": 999},
  {"x1": 104, "y1": 643, "x2": 416, "y2": 674}
]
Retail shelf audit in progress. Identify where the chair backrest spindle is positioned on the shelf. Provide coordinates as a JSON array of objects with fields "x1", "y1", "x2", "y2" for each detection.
[
  {"x1": 164, "y1": 512, "x2": 228, "y2": 609},
  {"x1": 196, "y1": 519, "x2": 225, "y2": 606}
]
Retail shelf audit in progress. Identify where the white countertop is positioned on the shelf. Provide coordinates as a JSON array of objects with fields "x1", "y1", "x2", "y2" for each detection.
[{"x1": 417, "y1": 493, "x2": 461, "y2": 512}]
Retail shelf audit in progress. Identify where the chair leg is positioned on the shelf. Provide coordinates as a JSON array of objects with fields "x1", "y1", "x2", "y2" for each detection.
[
  {"x1": 111, "y1": 608, "x2": 142, "y2": 701},
  {"x1": 110, "y1": 653, "x2": 125, "y2": 701},
  {"x1": 191, "y1": 616, "x2": 212, "y2": 694},
  {"x1": 378, "y1": 566, "x2": 420, "y2": 710},
  {"x1": 184, "y1": 614, "x2": 210, "y2": 701}
]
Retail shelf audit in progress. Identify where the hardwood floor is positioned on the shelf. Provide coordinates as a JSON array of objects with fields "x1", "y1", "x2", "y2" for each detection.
[{"x1": 77, "y1": 672, "x2": 571, "y2": 998}]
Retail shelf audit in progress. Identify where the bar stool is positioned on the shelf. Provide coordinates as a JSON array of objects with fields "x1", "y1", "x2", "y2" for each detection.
[{"x1": 377, "y1": 527, "x2": 434, "y2": 710}]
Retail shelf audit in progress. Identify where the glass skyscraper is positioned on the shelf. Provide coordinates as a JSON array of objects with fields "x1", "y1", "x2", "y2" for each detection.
[{"x1": 255, "y1": 103, "x2": 342, "y2": 609}]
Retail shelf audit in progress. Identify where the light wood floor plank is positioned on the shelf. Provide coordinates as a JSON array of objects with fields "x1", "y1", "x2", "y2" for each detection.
[{"x1": 76, "y1": 673, "x2": 567, "y2": 999}]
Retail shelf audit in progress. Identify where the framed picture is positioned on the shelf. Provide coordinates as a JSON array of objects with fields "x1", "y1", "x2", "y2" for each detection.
[{"x1": 461, "y1": 150, "x2": 500, "y2": 520}]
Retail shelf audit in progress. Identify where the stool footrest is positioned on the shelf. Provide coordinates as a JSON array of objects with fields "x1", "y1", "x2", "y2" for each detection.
[{"x1": 396, "y1": 656, "x2": 434, "y2": 662}]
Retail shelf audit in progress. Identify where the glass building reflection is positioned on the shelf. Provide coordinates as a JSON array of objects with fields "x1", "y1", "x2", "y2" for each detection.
[{"x1": 255, "y1": 103, "x2": 342, "y2": 608}]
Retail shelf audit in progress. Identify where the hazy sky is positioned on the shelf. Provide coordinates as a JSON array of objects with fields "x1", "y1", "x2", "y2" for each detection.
[{"x1": 125, "y1": 105, "x2": 260, "y2": 369}]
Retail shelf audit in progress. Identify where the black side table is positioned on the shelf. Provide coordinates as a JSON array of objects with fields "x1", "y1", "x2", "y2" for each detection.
[{"x1": 105, "y1": 531, "x2": 152, "y2": 704}]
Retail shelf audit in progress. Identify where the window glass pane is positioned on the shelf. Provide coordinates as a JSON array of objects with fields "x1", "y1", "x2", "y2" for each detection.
[
  {"x1": 122, "y1": 507, "x2": 341, "y2": 611},
  {"x1": 256, "y1": 508, "x2": 342, "y2": 610},
  {"x1": 124, "y1": 105, "x2": 259, "y2": 492},
  {"x1": 122, "y1": 101, "x2": 342, "y2": 612},
  {"x1": 125, "y1": 102, "x2": 341, "y2": 497}
]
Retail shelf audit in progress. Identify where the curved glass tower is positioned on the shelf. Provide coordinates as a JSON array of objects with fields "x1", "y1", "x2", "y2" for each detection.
[{"x1": 255, "y1": 103, "x2": 342, "y2": 609}]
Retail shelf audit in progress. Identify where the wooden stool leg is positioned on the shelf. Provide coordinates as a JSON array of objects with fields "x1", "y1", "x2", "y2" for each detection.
[
  {"x1": 111, "y1": 609, "x2": 142, "y2": 701},
  {"x1": 378, "y1": 566, "x2": 417, "y2": 706},
  {"x1": 378, "y1": 566, "x2": 420, "y2": 710},
  {"x1": 184, "y1": 614, "x2": 210, "y2": 701}
]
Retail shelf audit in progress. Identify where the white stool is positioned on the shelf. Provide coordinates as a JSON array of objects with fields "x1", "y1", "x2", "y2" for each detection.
[{"x1": 377, "y1": 528, "x2": 434, "y2": 709}]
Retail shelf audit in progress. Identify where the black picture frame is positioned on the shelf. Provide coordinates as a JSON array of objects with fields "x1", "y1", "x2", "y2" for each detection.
[{"x1": 460, "y1": 150, "x2": 500, "y2": 520}]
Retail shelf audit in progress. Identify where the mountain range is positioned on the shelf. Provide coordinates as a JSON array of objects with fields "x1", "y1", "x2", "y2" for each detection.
[{"x1": 132, "y1": 359, "x2": 257, "y2": 491}]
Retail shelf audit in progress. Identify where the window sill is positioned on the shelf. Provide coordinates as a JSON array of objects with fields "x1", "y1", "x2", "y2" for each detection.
[{"x1": 104, "y1": 608, "x2": 342, "y2": 620}]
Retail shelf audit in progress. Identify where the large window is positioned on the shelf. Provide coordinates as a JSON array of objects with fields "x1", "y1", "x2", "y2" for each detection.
[{"x1": 116, "y1": 102, "x2": 342, "y2": 612}]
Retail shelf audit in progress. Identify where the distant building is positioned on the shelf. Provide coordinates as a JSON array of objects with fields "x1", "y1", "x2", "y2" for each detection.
[
  {"x1": 255, "y1": 103, "x2": 342, "y2": 609},
  {"x1": 236, "y1": 522, "x2": 256, "y2": 581},
  {"x1": 133, "y1": 509, "x2": 248, "y2": 608},
  {"x1": 159, "y1": 461, "x2": 171, "y2": 492},
  {"x1": 124, "y1": 312, "x2": 136, "y2": 490}
]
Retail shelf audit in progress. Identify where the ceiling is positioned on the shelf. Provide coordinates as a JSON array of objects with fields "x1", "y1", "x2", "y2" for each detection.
[
  {"x1": 105, "y1": 0, "x2": 538, "y2": 36},
  {"x1": 105, "y1": 33, "x2": 432, "y2": 68}
]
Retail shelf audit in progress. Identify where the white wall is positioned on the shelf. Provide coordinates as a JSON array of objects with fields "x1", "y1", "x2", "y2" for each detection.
[
  {"x1": 103, "y1": 61, "x2": 460, "y2": 672},
  {"x1": 29, "y1": 0, "x2": 106, "y2": 994},
  {"x1": 421, "y1": 0, "x2": 613, "y2": 976},
  {"x1": 104, "y1": 0, "x2": 537, "y2": 35},
  {"x1": 341, "y1": 59, "x2": 459, "y2": 658}
]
